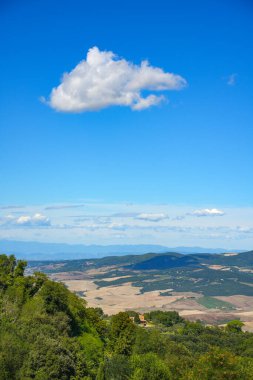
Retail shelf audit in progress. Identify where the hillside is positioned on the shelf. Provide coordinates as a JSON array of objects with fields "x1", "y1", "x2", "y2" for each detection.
[
  {"x1": 27, "y1": 250, "x2": 253, "y2": 327},
  {"x1": 130, "y1": 253, "x2": 199, "y2": 270},
  {"x1": 2, "y1": 254, "x2": 253, "y2": 379},
  {"x1": 28, "y1": 250, "x2": 253, "y2": 272},
  {"x1": 27, "y1": 250, "x2": 253, "y2": 298}
]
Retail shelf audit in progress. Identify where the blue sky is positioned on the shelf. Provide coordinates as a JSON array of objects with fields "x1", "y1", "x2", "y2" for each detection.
[{"x1": 0, "y1": 0, "x2": 253, "y2": 248}]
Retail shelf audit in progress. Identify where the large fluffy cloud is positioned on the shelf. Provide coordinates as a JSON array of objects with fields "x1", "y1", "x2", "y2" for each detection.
[
  {"x1": 192, "y1": 208, "x2": 225, "y2": 217},
  {"x1": 48, "y1": 47, "x2": 186, "y2": 112}
]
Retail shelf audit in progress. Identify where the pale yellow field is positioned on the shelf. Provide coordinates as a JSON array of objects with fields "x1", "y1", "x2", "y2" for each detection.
[
  {"x1": 216, "y1": 295, "x2": 253, "y2": 310},
  {"x1": 63, "y1": 279, "x2": 187, "y2": 315},
  {"x1": 50, "y1": 273, "x2": 253, "y2": 330}
]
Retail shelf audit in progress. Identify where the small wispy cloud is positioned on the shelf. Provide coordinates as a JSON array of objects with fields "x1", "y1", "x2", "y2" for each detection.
[
  {"x1": 46, "y1": 46, "x2": 187, "y2": 112},
  {"x1": 0, "y1": 205, "x2": 24, "y2": 210},
  {"x1": 172, "y1": 215, "x2": 185, "y2": 221},
  {"x1": 112, "y1": 212, "x2": 139, "y2": 218},
  {"x1": 44, "y1": 204, "x2": 85, "y2": 210},
  {"x1": 135, "y1": 213, "x2": 169, "y2": 222},
  {"x1": 227, "y1": 73, "x2": 237, "y2": 86},
  {"x1": 235, "y1": 226, "x2": 253, "y2": 234},
  {"x1": 191, "y1": 208, "x2": 225, "y2": 217}
]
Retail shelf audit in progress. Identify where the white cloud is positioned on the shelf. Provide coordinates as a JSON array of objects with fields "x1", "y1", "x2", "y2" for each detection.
[
  {"x1": 47, "y1": 46, "x2": 186, "y2": 112},
  {"x1": 192, "y1": 208, "x2": 225, "y2": 217},
  {"x1": 1, "y1": 202, "x2": 253, "y2": 249},
  {"x1": 18, "y1": 213, "x2": 51, "y2": 226},
  {"x1": 136, "y1": 213, "x2": 169, "y2": 222},
  {"x1": 2, "y1": 213, "x2": 51, "y2": 227},
  {"x1": 227, "y1": 73, "x2": 237, "y2": 86}
]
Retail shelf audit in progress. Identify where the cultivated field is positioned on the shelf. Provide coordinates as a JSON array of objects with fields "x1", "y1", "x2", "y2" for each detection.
[
  {"x1": 50, "y1": 270, "x2": 253, "y2": 329},
  {"x1": 29, "y1": 250, "x2": 253, "y2": 330}
]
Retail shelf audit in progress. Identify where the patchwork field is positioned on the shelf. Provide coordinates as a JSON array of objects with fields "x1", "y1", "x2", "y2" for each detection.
[{"x1": 28, "y1": 249, "x2": 253, "y2": 329}]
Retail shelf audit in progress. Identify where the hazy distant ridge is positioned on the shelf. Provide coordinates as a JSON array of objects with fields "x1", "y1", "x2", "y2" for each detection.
[{"x1": 0, "y1": 239, "x2": 243, "y2": 260}]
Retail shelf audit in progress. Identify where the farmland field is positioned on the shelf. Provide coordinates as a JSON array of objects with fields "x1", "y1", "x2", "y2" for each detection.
[
  {"x1": 27, "y1": 250, "x2": 253, "y2": 329},
  {"x1": 197, "y1": 296, "x2": 236, "y2": 310}
]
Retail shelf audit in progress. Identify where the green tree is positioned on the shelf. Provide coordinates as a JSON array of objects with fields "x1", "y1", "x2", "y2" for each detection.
[
  {"x1": 144, "y1": 310, "x2": 184, "y2": 327},
  {"x1": 226, "y1": 320, "x2": 244, "y2": 333},
  {"x1": 130, "y1": 353, "x2": 171, "y2": 380},
  {"x1": 109, "y1": 312, "x2": 136, "y2": 355},
  {"x1": 133, "y1": 328, "x2": 169, "y2": 356},
  {"x1": 97, "y1": 355, "x2": 131, "y2": 380},
  {"x1": 189, "y1": 347, "x2": 248, "y2": 380}
]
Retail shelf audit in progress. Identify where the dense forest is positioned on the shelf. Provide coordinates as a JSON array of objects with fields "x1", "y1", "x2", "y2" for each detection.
[{"x1": 1, "y1": 254, "x2": 253, "y2": 380}]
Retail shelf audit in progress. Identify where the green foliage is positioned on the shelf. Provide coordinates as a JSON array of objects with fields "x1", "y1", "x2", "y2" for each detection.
[
  {"x1": 0, "y1": 328, "x2": 27, "y2": 380},
  {"x1": 133, "y1": 328, "x2": 169, "y2": 356},
  {"x1": 130, "y1": 353, "x2": 171, "y2": 380},
  {"x1": 1, "y1": 254, "x2": 253, "y2": 380},
  {"x1": 76, "y1": 333, "x2": 104, "y2": 378},
  {"x1": 40, "y1": 280, "x2": 69, "y2": 314},
  {"x1": 226, "y1": 320, "x2": 244, "y2": 333},
  {"x1": 0, "y1": 254, "x2": 26, "y2": 289},
  {"x1": 0, "y1": 255, "x2": 104, "y2": 379},
  {"x1": 144, "y1": 310, "x2": 184, "y2": 327},
  {"x1": 164, "y1": 341, "x2": 194, "y2": 379},
  {"x1": 97, "y1": 355, "x2": 131, "y2": 380},
  {"x1": 20, "y1": 336, "x2": 76, "y2": 380},
  {"x1": 189, "y1": 347, "x2": 253, "y2": 380},
  {"x1": 109, "y1": 312, "x2": 136, "y2": 355},
  {"x1": 84, "y1": 307, "x2": 108, "y2": 338}
]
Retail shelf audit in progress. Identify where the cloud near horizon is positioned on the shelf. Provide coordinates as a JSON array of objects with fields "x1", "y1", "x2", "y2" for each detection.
[
  {"x1": 2, "y1": 213, "x2": 51, "y2": 227},
  {"x1": 135, "y1": 213, "x2": 169, "y2": 222},
  {"x1": 47, "y1": 46, "x2": 186, "y2": 112},
  {"x1": 44, "y1": 204, "x2": 85, "y2": 210},
  {"x1": 192, "y1": 208, "x2": 225, "y2": 217},
  {"x1": 1, "y1": 202, "x2": 253, "y2": 249}
]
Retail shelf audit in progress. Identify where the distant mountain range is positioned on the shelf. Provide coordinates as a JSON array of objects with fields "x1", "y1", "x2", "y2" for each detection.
[{"x1": 0, "y1": 239, "x2": 244, "y2": 260}]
